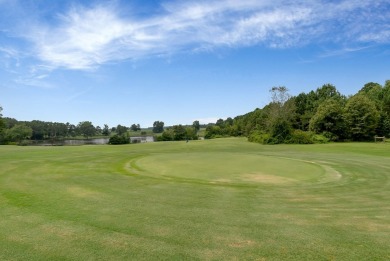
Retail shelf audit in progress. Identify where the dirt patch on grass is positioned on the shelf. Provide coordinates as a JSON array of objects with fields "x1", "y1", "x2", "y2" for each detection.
[
  {"x1": 40, "y1": 223, "x2": 77, "y2": 238},
  {"x1": 67, "y1": 186, "x2": 100, "y2": 199},
  {"x1": 229, "y1": 240, "x2": 256, "y2": 248},
  {"x1": 242, "y1": 173, "x2": 296, "y2": 184}
]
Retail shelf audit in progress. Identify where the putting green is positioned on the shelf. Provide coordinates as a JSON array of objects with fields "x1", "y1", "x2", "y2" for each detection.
[{"x1": 131, "y1": 152, "x2": 329, "y2": 185}]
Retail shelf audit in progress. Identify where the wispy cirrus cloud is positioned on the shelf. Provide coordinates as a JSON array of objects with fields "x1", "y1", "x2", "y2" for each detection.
[{"x1": 3, "y1": 0, "x2": 390, "y2": 71}]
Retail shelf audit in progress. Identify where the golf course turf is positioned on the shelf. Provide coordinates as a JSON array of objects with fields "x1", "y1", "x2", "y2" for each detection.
[{"x1": 0, "y1": 138, "x2": 389, "y2": 260}]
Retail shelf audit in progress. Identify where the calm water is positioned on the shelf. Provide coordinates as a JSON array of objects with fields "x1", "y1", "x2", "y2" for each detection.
[{"x1": 31, "y1": 138, "x2": 110, "y2": 146}]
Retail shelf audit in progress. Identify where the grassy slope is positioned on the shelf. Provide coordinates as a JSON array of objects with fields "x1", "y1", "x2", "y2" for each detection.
[{"x1": 0, "y1": 138, "x2": 389, "y2": 260}]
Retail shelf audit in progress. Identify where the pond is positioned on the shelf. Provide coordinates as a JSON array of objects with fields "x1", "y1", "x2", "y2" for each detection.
[{"x1": 31, "y1": 138, "x2": 110, "y2": 146}]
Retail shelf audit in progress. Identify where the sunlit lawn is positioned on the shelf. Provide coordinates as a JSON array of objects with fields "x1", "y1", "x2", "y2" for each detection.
[{"x1": 0, "y1": 138, "x2": 389, "y2": 260}]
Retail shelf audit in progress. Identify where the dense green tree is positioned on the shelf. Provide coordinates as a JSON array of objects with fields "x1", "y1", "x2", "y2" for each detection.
[
  {"x1": 6, "y1": 124, "x2": 33, "y2": 143},
  {"x1": 382, "y1": 81, "x2": 390, "y2": 115},
  {"x1": 102, "y1": 124, "x2": 110, "y2": 136},
  {"x1": 294, "y1": 84, "x2": 343, "y2": 131},
  {"x1": 130, "y1": 124, "x2": 141, "y2": 132},
  {"x1": 358, "y1": 82, "x2": 383, "y2": 110},
  {"x1": 309, "y1": 98, "x2": 346, "y2": 140},
  {"x1": 77, "y1": 121, "x2": 96, "y2": 139},
  {"x1": 225, "y1": 117, "x2": 233, "y2": 126},
  {"x1": 172, "y1": 125, "x2": 186, "y2": 140},
  {"x1": 116, "y1": 124, "x2": 128, "y2": 135},
  {"x1": 152, "y1": 121, "x2": 164, "y2": 133},
  {"x1": 67, "y1": 123, "x2": 77, "y2": 137},
  {"x1": 265, "y1": 87, "x2": 295, "y2": 143},
  {"x1": 185, "y1": 127, "x2": 198, "y2": 140},
  {"x1": 47, "y1": 122, "x2": 67, "y2": 138},
  {"x1": 108, "y1": 135, "x2": 129, "y2": 145},
  {"x1": 315, "y1": 84, "x2": 341, "y2": 102},
  {"x1": 267, "y1": 86, "x2": 295, "y2": 128},
  {"x1": 215, "y1": 119, "x2": 224, "y2": 127},
  {"x1": 160, "y1": 128, "x2": 174, "y2": 141},
  {"x1": 95, "y1": 126, "x2": 102, "y2": 135},
  {"x1": 343, "y1": 95, "x2": 380, "y2": 141},
  {"x1": 28, "y1": 120, "x2": 47, "y2": 140},
  {"x1": 204, "y1": 125, "x2": 222, "y2": 139},
  {"x1": 268, "y1": 119, "x2": 292, "y2": 144},
  {"x1": 0, "y1": 106, "x2": 5, "y2": 143},
  {"x1": 3, "y1": 117, "x2": 17, "y2": 129},
  {"x1": 192, "y1": 120, "x2": 200, "y2": 132},
  {"x1": 160, "y1": 125, "x2": 198, "y2": 141}
]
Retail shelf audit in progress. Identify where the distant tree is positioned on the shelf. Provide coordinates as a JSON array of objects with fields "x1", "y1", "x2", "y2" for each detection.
[
  {"x1": 160, "y1": 128, "x2": 174, "y2": 141},
  {"x1": 268, "y1": 86, "x2": 295, "y2": 125},
  {"x1": 7, "y1": 124, "x2": 33, "y2": 144},
  {"x1": 266, "y1": 86, "x2": 295, "y2": 143},
  {"x1": 315, "y1": 84, "x2": 341, "y2": 102},
  {"x1": 77, "y1": 121, "x2": 96, "y2": 139},
  {"x1": 269, "y1": 119, "x2": 292, "y2": 144},
  {"x1": 294, "y1": 84, "x2": 343, "y2": 131},
  {"x1": 225, "y1": 117, "x2": 233, "y2": 126},
  {"x1": 109, "y1": 134, "x2": 129, "y2": 145},
  {"x1": 47, "y1": 122, "x2": 67, "y2": 138},
  {"x1": 216, "y1": 119, "x2": 224, "y2": 127},
  {"x1": 358, "y1": 82, "x2": 382, "y2": 96},
  {"x1": 116, "y1": 124, "x2": 128, "y2": 135},
  {"x1": 67, "y1": 123, "x2": 77, "y2": 137},
  {"x1": 378, "y1": 81, "x2": 390, "y2": 136},
  {"x1": 0, "y1": 106, "x2": 5, "y2": 143},
  {"x1": 379, "y1": 81, "x2": 390, "y2": 115},
  {"x1": 205, "y1": 125, "x2": 222, "y2": 139},
  {"x1": 309, "y1": 98, "x2": 346, "y2": 140},
  {"x1": 185, "y1": 127, "x2": 198, "y2": 140},
  {"x1": 130, "y1": 124, "x2": 141, "y2": 132},
  {"x1": 102, "y1": 124, "x2": 110, "y2": 136},
  {"x1": 160, "y1": 125, "x2": 198, "y2": 141},
  {"x1": 152, "y1": 121, "x2": 164, "y2": 133},
  {"x1": 192, "y1": 120, "x2": 200, "y2": 132},
  {"x1": 343, "y1": 95, "x2": 379, "y2": 141},
  {"x1": 358, "y1": 82, "x2": 383, "y2": 109},
  {"x1": 3, "y1": 117, "x2": 17, "y2": 129},
  {"x1": 173, "y1": 125, "x2": 186, "y2": 140},
  {"x1": 95, "y1": 126, "x2": 102, "y2": 135}
]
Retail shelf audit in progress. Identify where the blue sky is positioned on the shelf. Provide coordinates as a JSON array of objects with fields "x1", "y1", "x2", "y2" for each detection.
[{"x1": 1, "y1": 0, "x2": 390, "y2": 128}]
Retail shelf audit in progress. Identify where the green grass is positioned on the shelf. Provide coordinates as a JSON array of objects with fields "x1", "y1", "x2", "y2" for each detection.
[{"x1": 0, "y1": 138, "x2": 389, "y2": 260}]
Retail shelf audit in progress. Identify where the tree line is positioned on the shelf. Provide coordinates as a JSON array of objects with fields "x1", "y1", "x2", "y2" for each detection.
[
  {"x1": 0, "y1": 115, "x2": 148, "y2": 145},
  {"x1": 205, "y1": 80, "x2": 390, "y2": 144},
  {"x1": 1, "y1": 80, "x2": 389, "y2": 145}
]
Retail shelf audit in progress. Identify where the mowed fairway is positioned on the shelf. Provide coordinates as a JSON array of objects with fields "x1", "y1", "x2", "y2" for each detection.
[{"x1": 0, "y1": 138, "x2": 389, "y2": 260}]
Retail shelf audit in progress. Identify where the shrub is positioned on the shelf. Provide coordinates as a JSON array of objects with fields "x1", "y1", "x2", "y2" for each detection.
[
  {"x1": 269, "y1": 120, "x2": 293, "y2": 144},
  {"x1": 312, "y1": 134, "x2": 329, "y2": 144},
  {"x1": 109, "y1": 135, "x2": 129, "y2": 145},
  {"x1": 287, "y1": 130, "x2": 314, "y2": 144},
  {"x1": 18, "y1": 140, "x2": 31, "y2": 146},
  {"x1": 248, "y1": 131, "x2": 270, "y2": 144}
]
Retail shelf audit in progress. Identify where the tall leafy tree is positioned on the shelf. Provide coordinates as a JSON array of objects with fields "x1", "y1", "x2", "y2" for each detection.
[
  {"x1": 7, "y1": 124, "x2": 33, "y2": 143},
  {"x1": 343, "y1": 95, "x2": 379, "y2": 141},
  {"x1": 77, "y1": 121, "x2": 96, "y2": 139},
  {"x1": 266, "y1": 86, "x2": 295, "y2": 143},
  {"x1": 152, "y1": 121, "x2": 164, "y2": 133},
  {"x1": 116, "y1": 124, "x2": 128, "y2": 135},
  {"x1": 192, "y1": 120, "x2": 200, "y2": 132},
  {"x1": 309, "y1": 98, "x2": 346, "y2": 140},
  {"x1": 130, "y1": 124, "x2": 141, "y2": 131},
  {"x1": 172, "y1": 125, "x2": 186, "y2": 140},
  {"x1": 0, "y1": 106, "x2": 5, "y2": 143},
  {"x1": 102, "y1": 124, "x2": 110, "y2": 136}
]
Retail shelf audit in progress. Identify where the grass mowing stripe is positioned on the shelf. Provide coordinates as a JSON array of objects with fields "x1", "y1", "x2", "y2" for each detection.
[{"x1": 0, "y1": 138, "x2": 389, "y2": 260}]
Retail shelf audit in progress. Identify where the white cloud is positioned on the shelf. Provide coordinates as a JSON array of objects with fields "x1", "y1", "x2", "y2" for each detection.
[{"x1": 6, "y1": 0, "x2": 390, "y2": 70}]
